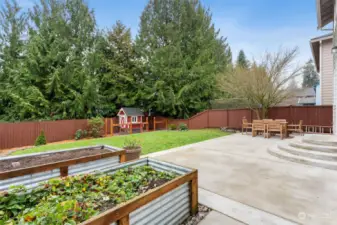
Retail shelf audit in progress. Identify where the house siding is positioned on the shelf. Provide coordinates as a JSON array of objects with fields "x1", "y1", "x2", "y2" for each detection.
[{"x1": 321, "y1": 39, "x2": 333, "y2": 105}]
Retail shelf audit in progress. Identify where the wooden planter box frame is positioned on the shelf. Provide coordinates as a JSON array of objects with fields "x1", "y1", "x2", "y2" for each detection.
[
  {"x1": 0, "y1": 145, "x2": 126, "y2": 180},
  {"x1": 80, "y1": 158, "x2": 198, "y2": 225}
]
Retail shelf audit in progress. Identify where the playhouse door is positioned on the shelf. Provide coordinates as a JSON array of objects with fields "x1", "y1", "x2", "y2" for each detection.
[{"x1": 119, "y1": 116, "x2": 127, "y2": 129}]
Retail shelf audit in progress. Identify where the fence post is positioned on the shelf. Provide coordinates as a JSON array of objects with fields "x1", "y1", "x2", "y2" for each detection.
[
  {"x1": 118, "y1": 215, "x2": 130, "y2": 225},
  {"x1": 105, "y1": 118, "x2": 107, "y2": 136},
  {"x1": 190, "y1": 171, "x2": 198, "y2": 215},
  {"x1": 207, "y1": 110, "x2": 210, "y2": 128},
  {"x1": 154, "y1": 117, "x2": 156, "y2": 131},
  {"x1": 146, "y1": 117, "x2": 149, "y2": 131},
  {"x1": 60, "y1": 166, "x2": 68, "y2": 177},
  {"x1": 130, "y1": 123, "x2": 133, "y2": 134},
  {"x1": 110, "y1": 118, "x2": 113, "y2": 136}
]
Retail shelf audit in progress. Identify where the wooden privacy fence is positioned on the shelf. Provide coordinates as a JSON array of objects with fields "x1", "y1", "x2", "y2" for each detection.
[
  {"x1": 0, "y1": 105, "x2": 332, "y2": 151},
  {"x1": 0, "y1": 119, "x2": 88, "y2": 150},
  {"x1": 169, "y1": 105, "x2": 333, "y2": 131}
]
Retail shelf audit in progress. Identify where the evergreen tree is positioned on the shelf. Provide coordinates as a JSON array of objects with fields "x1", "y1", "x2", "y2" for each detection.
[
  {"x1": 136, "y1": 0, "x2": 231, "y2": 118},
  {"x1": 99, "y1": 21, "x2": 140, "y2": 117},
  {"x1": 236, "y1": 49, "x2": 249, "y2": 68},
  {"x1": 302, "y1": 59, "x2": 319, "y2": 88},
  {"x1": 0, "y1": 0, "x2": 46, "y2": 121},
  {"x1": 25, "y1": 0, "x2": 100, "y2": 119}
]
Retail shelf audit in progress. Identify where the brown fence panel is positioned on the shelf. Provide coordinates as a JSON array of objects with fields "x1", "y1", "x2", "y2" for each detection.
[
  {"x1": 227, "y1": 109, "x2": 251, "y2": 129},
  {"x1": 268, "y1": 106, "x2": 333, "y2": 126},
  {"x1": 209, "y1": 110, "x2": 227, "y2": 127},
  {"x1": 188, "y1": 111, "x2": 208, "y2": 129},
  {"x1": 0, "y1": 119, "x2": 88, "y2": 150},
  {"x1": 168, "y1": 119, "x2": 189, "y2": 127}
]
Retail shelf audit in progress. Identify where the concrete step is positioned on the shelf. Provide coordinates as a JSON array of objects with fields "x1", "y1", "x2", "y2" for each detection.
[
  {"x1": 278, "y1": 143, "x2": 337, "y2": 161},
  {"x1": 289, "y1": 141, "x2": 337, "y2": 153},
  {"x1": 302, "y1": 135, "x2": 337, "y2": 147},
  {"x1": 268, "y1": 145, "x2": 337, "y2": 170}
]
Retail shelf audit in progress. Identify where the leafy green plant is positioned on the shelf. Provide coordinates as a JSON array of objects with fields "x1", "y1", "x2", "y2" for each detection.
[
  {"x1": 123, "y1": 138, "x2": 141, "y2": 149},
  {"x1": 0, "y1": 166, "x2": 176, "y2": 224},
  {"x1": 178, "y1": 123, "x2": 188, "y2": 131},
  {"x1": 75, "y1": 129, "x2": 87, "y2": 140},
  {"x1": 87, "y1": 117, "x2": 104, "y2": 138},
  {"x1": 168, "y1": 124, "x2": 177, "y2": 130},
  {"x1": 34, "y1": 131, "x2": 47, "y2": 146}
]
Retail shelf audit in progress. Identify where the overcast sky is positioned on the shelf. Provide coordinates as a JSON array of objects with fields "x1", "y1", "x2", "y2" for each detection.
[{"x1": 10, "y1": 0, "x2": 333, "y2": 66}]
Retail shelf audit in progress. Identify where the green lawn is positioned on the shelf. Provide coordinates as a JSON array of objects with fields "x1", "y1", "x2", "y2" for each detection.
[{"x1": 11, "y1": 129, "x2": 230, "y2": 156}]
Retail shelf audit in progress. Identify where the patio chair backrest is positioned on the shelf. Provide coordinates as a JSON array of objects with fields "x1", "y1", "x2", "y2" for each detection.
[
  {"x1": 275, "y1": 119, "x2": 287, "y2": 123},
  {"x1": 253, "y1": 120, "x2": 264, "y2": 129},
  {"x1": 267, "y1": 121, "x2": 282, "y2": 130},
  {"x1": 263, "y1": 119, "x2": 273, "y2": 124},
  {"x1": 242, "y1": 118, "x2": 248, "y2": 124}
]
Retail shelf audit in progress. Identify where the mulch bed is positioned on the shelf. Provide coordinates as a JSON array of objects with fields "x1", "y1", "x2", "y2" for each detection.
[
  {"x1": 0, "y1": 148, "x2": 111, "y2": 172},
  {"x1": 180, "y1": 204, "x2": 212, "y2": 225}
]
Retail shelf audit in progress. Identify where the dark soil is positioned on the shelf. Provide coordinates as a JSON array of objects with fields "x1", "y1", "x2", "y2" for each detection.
[
  {"x1": 0, "y1": 148, "x2": 111, "y2": 172},
  {"x1": 180, "y1": 204, "x2": 212, "y2": 225},
  {"x1": 98, "y1": 178, "x2": 171, "y2": 212}
]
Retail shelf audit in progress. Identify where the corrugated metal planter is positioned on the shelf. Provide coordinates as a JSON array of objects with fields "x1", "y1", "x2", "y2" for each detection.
[
  {"x1": 80, "y1": 158, "x2": 198, "y2": 225},
  {"x1": 0, "y1": 145, "x2": 125, "y2": 191}
]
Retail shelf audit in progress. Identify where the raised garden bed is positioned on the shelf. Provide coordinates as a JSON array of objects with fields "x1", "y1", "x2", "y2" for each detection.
[
  {"x1": 0, "y1": 145, "x2": 125, "y2": 191},
  {"x1": 0, "y1": 158, "x2": 198, "y2": 225}
]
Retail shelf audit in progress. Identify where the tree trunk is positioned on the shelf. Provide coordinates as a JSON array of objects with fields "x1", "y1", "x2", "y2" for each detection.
[{"x1": 254, "y1": 109, "x2": 261, "y2": 120}]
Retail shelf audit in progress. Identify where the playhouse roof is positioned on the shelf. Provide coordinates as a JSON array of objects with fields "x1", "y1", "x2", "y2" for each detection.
[{"x1": 119, "y1": 107, "x2": 144, "y2": 116}]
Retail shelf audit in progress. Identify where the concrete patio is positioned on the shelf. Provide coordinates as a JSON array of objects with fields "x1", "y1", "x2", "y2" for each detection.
[{"x1": 148, "y1": 133, "x2": 337, "y2": 225}]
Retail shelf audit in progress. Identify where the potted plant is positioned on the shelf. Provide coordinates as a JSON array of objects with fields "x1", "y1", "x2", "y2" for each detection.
[{"x1": 123, "y1": 138, "x2": 142, "y2": 161}]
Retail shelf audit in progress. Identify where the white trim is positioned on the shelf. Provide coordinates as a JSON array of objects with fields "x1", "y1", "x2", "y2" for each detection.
[
  {"x1": 131, "y1": 116, "x2": 138, "y2": 123},
  {"x1": 320, "y1": 40, "x2": 323, "y2": 104},
  {"x1": 310, "y1": 34, "x2": 333, "y2": 43},
  {"x1": 117, "y1": 108, "x2": 126, "y2": 117}
]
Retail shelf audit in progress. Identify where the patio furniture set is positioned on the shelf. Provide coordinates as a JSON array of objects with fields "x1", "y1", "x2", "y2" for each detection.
[{"x1": 242, "y1": 118, "x2": 303, "y2": 139}]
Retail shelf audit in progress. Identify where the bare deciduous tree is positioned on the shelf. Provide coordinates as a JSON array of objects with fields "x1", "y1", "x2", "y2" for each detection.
[{"x1": 217, "y1": 47, "x2": 302, "y2": 119}]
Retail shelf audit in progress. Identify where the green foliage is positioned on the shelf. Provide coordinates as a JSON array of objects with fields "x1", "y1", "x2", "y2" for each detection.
[
  {"x1": 0, "y1": 166, "x2": 176, "y2": 224},
  {"x1": 168, "y1": 124, "x2": 177, "y2": 130},
  {"x1": 123, "y1": 138, "x2": 141, "y2": 149},
  {"x1": 75, "y1": 129, "x2": 87, "y2": 140},
  {"x1": 135, "y1": 0, "x2": 232, "y2": 118},
  {"x1": 302, "y1": 59, "x2": 319, "y2": 88},
  {"x1": 178, "y1": 123, "x2": 188, "y2": 131},
  {"x1": 87, "y1": 117, "x2": 104, "y2": 138},
  {"x1": 34, "y1": 131, "x2": 47, "y2": 146},
  {"x1": 0, "y1": 0, "x2": 232, "y2": 121},
  {"x1": 236, "y1": 49, "x2": 249, "y2": 69}
]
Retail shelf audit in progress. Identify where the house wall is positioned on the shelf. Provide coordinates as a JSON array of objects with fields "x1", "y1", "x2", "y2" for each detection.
[{"x1": 321, "y1": 38, "x2": 334, "y2": 104}]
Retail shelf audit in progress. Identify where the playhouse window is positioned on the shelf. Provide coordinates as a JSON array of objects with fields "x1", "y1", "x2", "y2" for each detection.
[{"x1": 131, "y1": 116, "x2": 137, "y2": 123}]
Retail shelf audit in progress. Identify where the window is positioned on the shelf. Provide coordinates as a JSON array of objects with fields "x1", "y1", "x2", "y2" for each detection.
[{"x1": 131, "y1": 116, "x2": 137, "y2": 123}]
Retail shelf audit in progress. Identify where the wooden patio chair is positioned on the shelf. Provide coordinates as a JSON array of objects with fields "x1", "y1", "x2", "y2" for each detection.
[
  {"x1": 266, "y1": 121, "x2": 285, "y2": 140},
  {"x1": 252, "y1": 120, "x2": 266, "y2": 137},
  {"x1": 287, "y1": 120, "x2": 303, "y2": 136},
  {"x1": 242, "y1": 117, "x2": 252, "y2": 134}
]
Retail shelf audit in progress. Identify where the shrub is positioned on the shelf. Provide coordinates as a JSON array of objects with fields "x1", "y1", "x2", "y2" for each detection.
[
  {"x1": 87, "y1": 117, "x2": 104, "y2": 138},
  {"x1": 178, "y1": 123, "x2": 188, "y2": 131},
  {"x1": 123, "y1": 138, "x2": 141, "y2": 149},
  {"x1": 75, "y1": 129, "x2": 87, "y2": 140},
  {"x1": 35, "y1": 130, "x2": 47, "y2": 146},
  {"x1": 168, "y1": 124, "x2": 177, "y2": 130}
]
